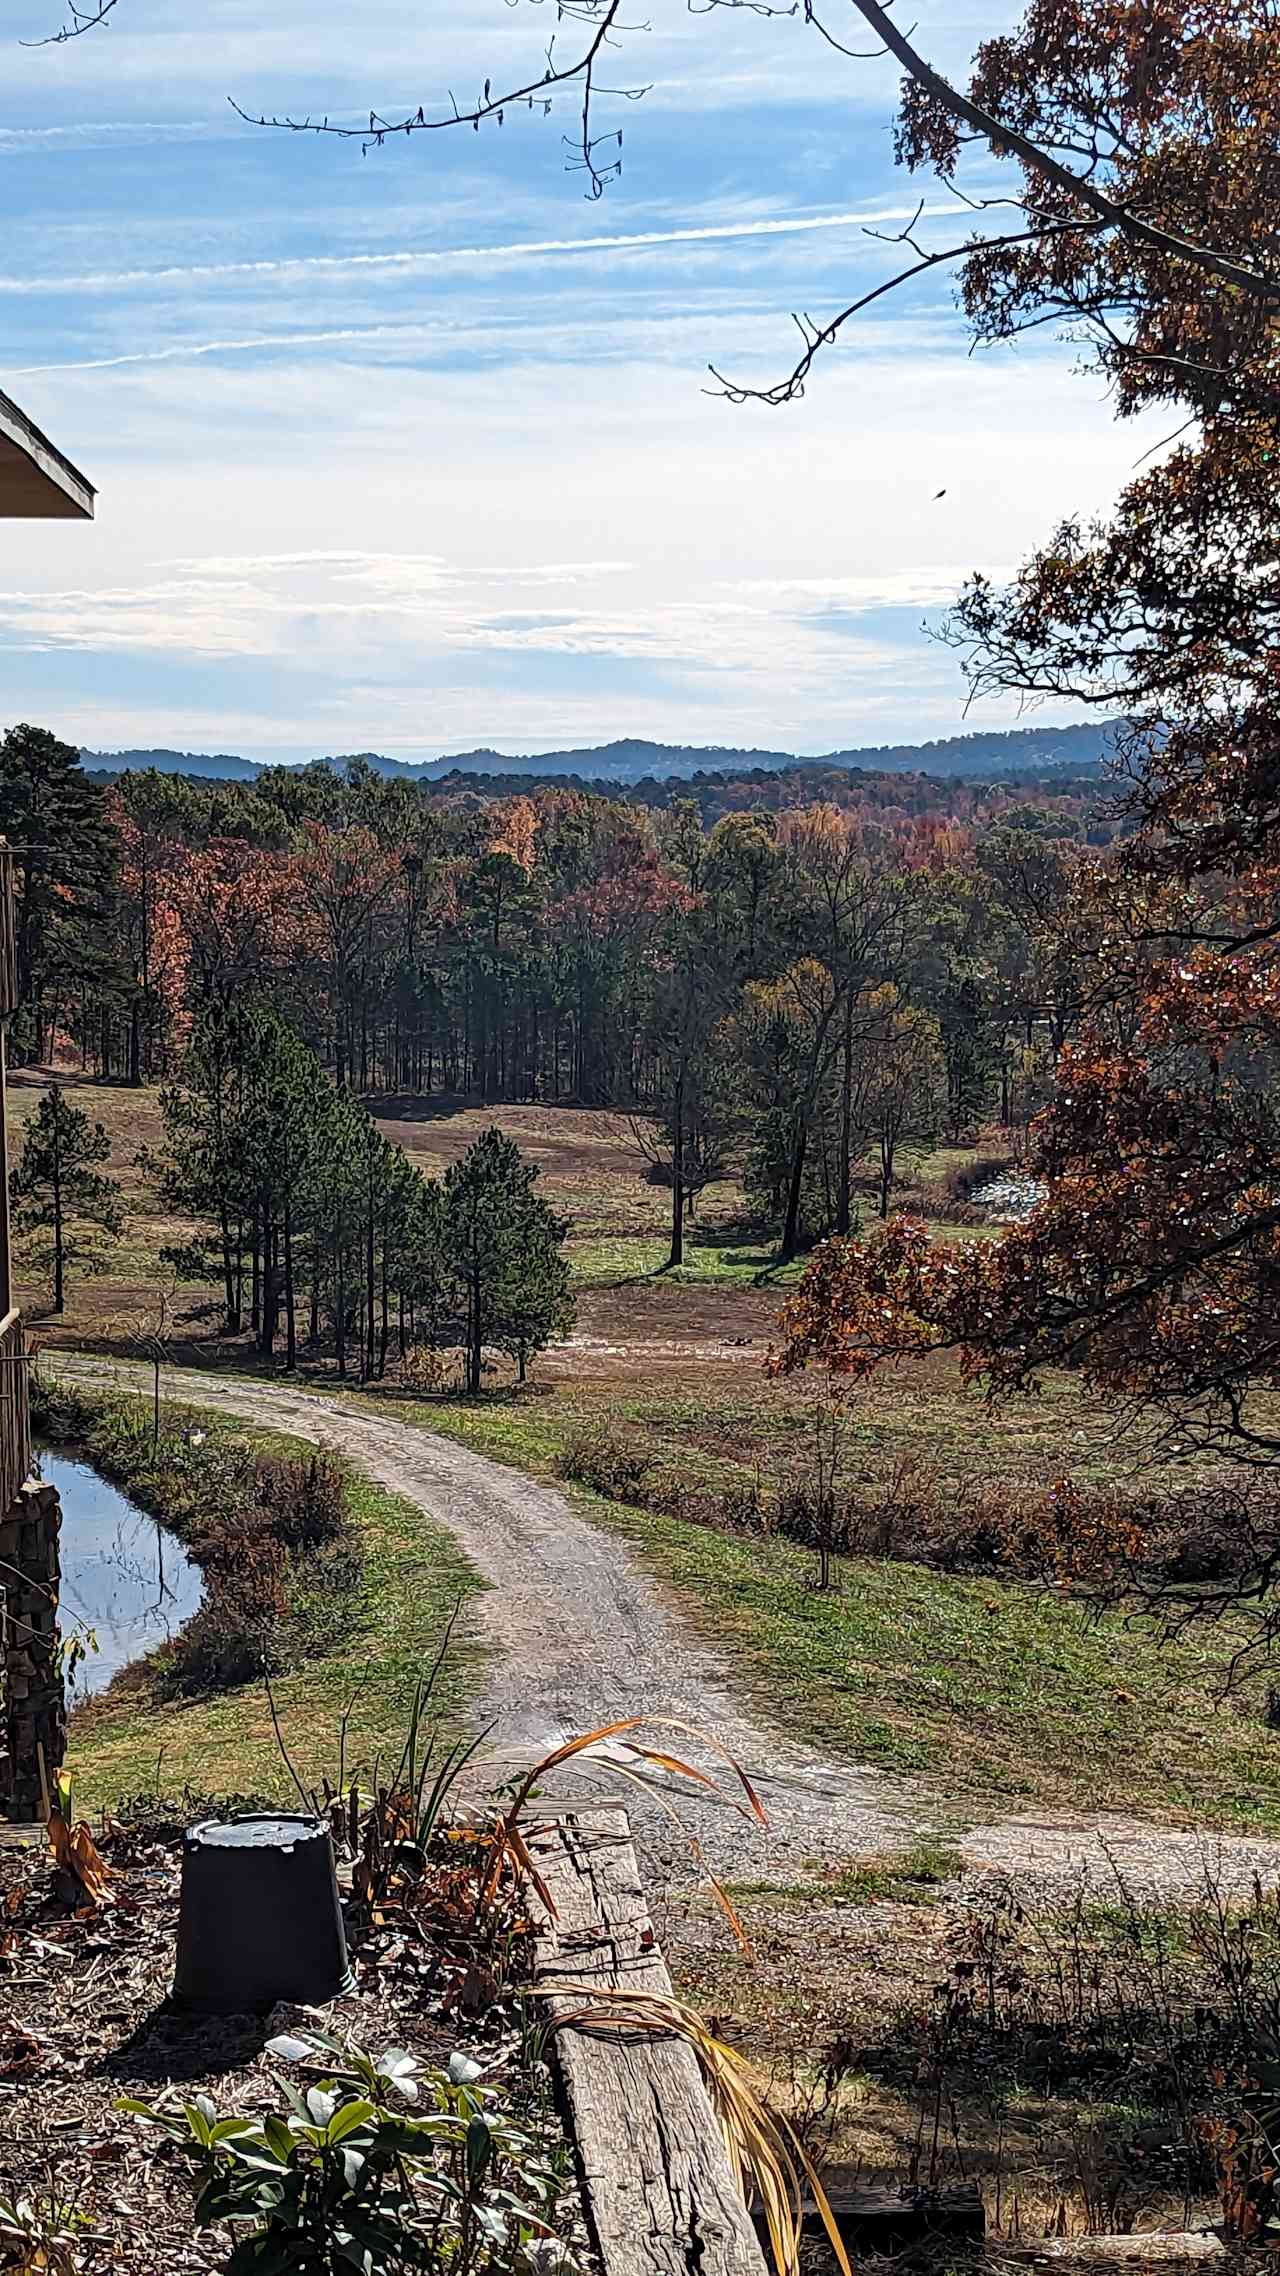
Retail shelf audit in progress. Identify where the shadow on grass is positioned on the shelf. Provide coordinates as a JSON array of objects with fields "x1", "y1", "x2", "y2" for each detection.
[{"x1": 365, "y1": 1090, "x2": 616, "y2": 1124}]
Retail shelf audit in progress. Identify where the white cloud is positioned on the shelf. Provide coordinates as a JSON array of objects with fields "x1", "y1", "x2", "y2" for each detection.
[{"x1": 0, "y1": 0, "x2": 1143, "y2": 755}]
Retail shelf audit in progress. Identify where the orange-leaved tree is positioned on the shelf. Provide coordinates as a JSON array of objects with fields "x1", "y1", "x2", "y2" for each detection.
[{"x1": 778, "y1": 5, "x2": 1280, "y2": 1562}]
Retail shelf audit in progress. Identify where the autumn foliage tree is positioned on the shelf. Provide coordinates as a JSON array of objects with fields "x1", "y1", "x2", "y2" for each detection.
[{"x1": 778, "y1": 0, "x2": 1280, "y2": 1589}]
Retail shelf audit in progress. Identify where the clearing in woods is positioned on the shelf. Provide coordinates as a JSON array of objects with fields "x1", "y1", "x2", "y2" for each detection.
[{"x1": 23, "y1": 1073, "x2": 1280, "y2": 1844}]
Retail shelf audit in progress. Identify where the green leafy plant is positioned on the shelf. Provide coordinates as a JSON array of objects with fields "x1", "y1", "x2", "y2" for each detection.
[
  {"x1": 0, "y1": 2182, "x2": 94, "y2": 2274},
  {"x1": 118, "y1": 2029, "x2": 571, "y2": 2276}
]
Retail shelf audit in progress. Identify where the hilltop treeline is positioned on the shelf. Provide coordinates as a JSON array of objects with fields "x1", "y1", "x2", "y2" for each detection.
[
  {"x1": 79, "y1": 716, "x2": 1118, "y2": 788},
  {"x1": 2, "y1": 726, "x2": 1106, "y2": 1257}
]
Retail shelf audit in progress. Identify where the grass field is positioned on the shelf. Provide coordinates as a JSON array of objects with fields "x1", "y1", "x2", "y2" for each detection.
[{"x1": 63, "y1": 1397, "x2": 485, "y2": 1810}]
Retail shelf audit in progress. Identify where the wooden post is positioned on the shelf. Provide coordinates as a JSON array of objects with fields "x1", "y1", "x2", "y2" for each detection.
[
  {"x1": 0, "y1": 1480, "x2": 64, "y2": 1821},
  {"x1": 0, "y1": 1021, "x2": 12, "y2": 1322}
]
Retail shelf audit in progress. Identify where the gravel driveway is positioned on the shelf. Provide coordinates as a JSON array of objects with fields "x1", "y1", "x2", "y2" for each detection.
[{"x1": 48, "y1": 1354, "x2": 1280, "y2": 1903}]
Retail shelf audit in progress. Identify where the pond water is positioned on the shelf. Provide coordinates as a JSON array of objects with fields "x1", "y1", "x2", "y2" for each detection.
[{"x1": 35, "y1": 1447, "x2": 204, "y2": 1701}]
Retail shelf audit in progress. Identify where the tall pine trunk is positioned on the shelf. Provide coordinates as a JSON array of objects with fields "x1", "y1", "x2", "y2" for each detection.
[
  {"x1": 668, "y1": 1070, "x2": 685, "y2": 1270},
  {"x1": 780, "y1": 1120, "x2": 809, "y2": 1263},
  {"x1": 52, "y1": 1115, "x2": 64, "y2": 1314},
  {"x1": 258, "y1": 1210, "x2": 277, "y2": 1359},
  {"x1": 283, "y1": 1191, "x2": 296, "y2": 1371},
  {"x1": 364, "y1": 1195, "x2": 376, "y2": 1380},
  {"x1": 467, "y1": 1256, "x2": 482, "y2": 1395},
  {"x1": 219, "y1": 1202, "x2": 240, "y2": 1334}
]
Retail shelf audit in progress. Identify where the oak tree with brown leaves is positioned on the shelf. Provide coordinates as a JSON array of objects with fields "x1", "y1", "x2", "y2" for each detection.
[{"x1": 772, "y1": 1, "x2": 1280, "y2": 1658}]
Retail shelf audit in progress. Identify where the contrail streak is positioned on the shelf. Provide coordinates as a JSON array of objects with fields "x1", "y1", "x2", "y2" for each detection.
[
  {"x1": 0, "y1": 201, "x2": 956, "y2": 298},
  {"x1": 13, "y1": 324, "x2": 433, "y2": 374}
]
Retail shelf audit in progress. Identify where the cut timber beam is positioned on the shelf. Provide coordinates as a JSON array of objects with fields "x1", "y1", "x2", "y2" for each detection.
[
  {"x1": 529, "y1": 1810, "x2": 767, "y2": 2276},
  {"x1": 782, "y1": 2180, "x2": 983, "y2": 2259},
  {"x1": 0, "y1": 390, "x2": 94, "y2": 519}
]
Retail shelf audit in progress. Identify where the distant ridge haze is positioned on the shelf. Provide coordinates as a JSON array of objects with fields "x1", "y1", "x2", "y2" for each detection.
[{"x1": 80, "y1": 720, "x2": 1118, "y2": 787}]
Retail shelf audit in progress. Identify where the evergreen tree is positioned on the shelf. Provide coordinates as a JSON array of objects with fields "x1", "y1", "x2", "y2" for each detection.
[
  {"x1": 309, "y1": 1085, "x2": 368, "y2": 1381},
  {"x1": 398, "y1": 1176, "x2": 452, "y2": 1358},
  {"x1": 0, "y1": 724, "x2": 118, "y2": 1064},
  {"x1": 11, "y1": 1085, "x2": 124, "y2": 1311},
  {"x1": 442, "y1": 1128, "x2": 574, "y2": 1393},
  {"x1": 149, "y1": 1001, "x2": 257, "y2": 1334},
  {"x1": 937, "y1": 964, "x2": 1000, "y2": 1141}
]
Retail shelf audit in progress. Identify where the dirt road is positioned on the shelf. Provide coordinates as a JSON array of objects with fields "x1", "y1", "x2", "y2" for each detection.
[{"x1": 49, "y1": 1354, "x2": 1280, "y2": 1900}]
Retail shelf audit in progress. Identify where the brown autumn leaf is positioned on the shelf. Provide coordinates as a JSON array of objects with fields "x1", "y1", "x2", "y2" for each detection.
[
  {"x1": 1, "y1": 2027, "x2": 48, "y2": 2078},
  {"x1": 46, "y1": 1809, "x2": 112, "y2": 1908}
]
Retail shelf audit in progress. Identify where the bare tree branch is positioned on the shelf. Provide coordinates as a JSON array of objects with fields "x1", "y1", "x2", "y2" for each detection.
[
  {"x1": 28, "y1": 0, "x2": 1280, "y2": 396},
  {"x1": 21, "y1": 0, "x2": 116, "y2": 45},
  {"x1": 707, "y1": 216, "x2": 1106, "y2": 404},
  {"x1": 228, "y1": 0, "x2": 648, "y2": 194}
]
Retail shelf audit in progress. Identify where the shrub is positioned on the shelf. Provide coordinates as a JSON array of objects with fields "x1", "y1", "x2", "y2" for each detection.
[
  {"x1": 171, "y1": 1461, "x2": 360, "y2": 1693},
  {"x1": 120, "y1": 2029, "x2": 578, "y2": 2276},
  {"x1": 773, "y1": 1481, "x2": 855, "y2": 1590},
  {"x1": 559, "y1": 1423, "x2": 654, "y2": 1502},
  {"x1": 942, "y1": 1152, "x2": 1016, "y2": 1205},
  {"x1": 29, "y1": 1366, "x2": 101, "y2": 1446},
  {"x1": 829, "y1": 1865, "x2": 1280, "y2": 2235},
  {"x1": 402, "y1": 1341, "x2": 451, "y2": 1394},
  {"x1": 720, "y1": 1472, "x2": 771, "y2": 1535},
  {"x1": 42, "y1": 1381, "x2": 362, "y2": 1698},
  {"x1": 255, "y1": 1452, "x2": 348, "y2": 1552}
]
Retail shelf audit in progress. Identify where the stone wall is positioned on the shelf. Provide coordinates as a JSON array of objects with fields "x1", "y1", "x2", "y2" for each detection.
[{"x1": 0, "y1": 1479, "x2": 65, "y2": 1821}]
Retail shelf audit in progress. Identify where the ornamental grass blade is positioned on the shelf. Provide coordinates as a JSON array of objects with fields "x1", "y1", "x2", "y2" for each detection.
[
  {"x1": 560, "y1": 1753, "x2": 755, "y2": 1957},
  {"x1": 479, "y1": 1715, "x2": 767, "y2": 1954},
  {"x1": 634, "y1": 1715, "x2": 769, "y2": 1828},
  {"x1": 539, "y1": 1986, "x2": 852, "y2": 2276},
  {"x1": 503, "y1": 1820, "x2": 556, "y2": 1920}
]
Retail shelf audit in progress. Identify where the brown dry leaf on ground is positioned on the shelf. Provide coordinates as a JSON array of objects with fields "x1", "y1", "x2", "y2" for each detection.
[
  {"x1": 45, "y1": 1813, "x2": 111, "y2": 1910},
  {"x1": 0, "y1": 2028, "x2": 52, "y2": 2079}
]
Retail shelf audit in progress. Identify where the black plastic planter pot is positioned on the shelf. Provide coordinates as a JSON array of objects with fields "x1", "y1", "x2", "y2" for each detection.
[{"x1": 172, "y1": 1815, "x2": 354, "y2": 2014}]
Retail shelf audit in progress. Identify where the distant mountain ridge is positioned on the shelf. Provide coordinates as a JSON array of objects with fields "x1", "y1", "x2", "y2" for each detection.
[{"x1": 81, "y1": 719, "x2": 1119, "y2": 788}]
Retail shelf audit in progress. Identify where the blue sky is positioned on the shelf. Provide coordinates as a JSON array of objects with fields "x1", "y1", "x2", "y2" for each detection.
[{"x1": 0, "y1": 1, "x2": 1161, "y2": 764}]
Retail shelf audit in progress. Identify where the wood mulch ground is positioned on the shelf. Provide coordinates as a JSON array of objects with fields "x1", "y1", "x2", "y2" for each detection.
[{"x1": 0, "y1": 1814, "x2": 585, "y2": 2274}]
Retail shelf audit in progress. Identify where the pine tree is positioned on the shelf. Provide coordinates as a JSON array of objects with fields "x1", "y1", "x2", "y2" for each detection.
[
  {"x1": 442, "y1": 1128, "x2": 574, "y2": 1393},
  {"x1": 11, "y1": 1085, "x2": 124, "y2": 1312},
  {"x1": 0, "y1": 724, "x2": 118, "y2": 1064}
]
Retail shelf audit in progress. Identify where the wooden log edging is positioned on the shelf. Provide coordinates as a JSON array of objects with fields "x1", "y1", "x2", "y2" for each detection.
[
  {"x1": 999, "y1": 2238, "x2": 1225, "y2": 2266},
  {"x1": 528, "y1": 1808, "x2": 768, "y2": 2276}
]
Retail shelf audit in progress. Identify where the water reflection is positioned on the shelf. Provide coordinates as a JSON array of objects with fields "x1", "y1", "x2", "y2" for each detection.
[{"x1": 35, "y1": 1446, "x2": 203, "y2": 1700}]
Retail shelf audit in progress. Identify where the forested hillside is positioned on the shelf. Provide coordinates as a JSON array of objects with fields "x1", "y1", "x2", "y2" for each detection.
[
  {"x1": 80, "y1": 717, "x2": 1118, "y2": 787},
  {"x1": 1, "y1": 722, "x2": 1100, "y2": 1285}
]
